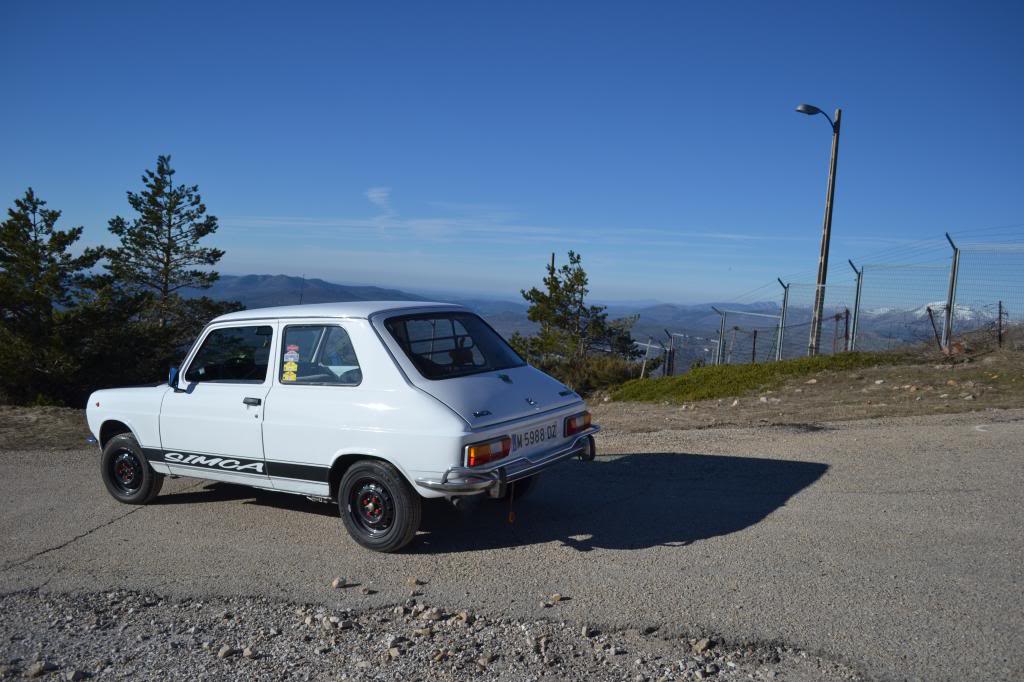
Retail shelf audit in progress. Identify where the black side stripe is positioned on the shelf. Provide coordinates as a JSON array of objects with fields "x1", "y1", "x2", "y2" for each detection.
[{"x1": 143, "y1": 448, "x2": 328, "y2": 483}]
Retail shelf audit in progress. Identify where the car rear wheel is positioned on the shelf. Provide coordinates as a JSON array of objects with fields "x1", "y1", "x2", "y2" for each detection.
[
  {"x1": 100, "y1": 433, "x2": 163, "y2": 504},
  {"x1": 338, "y1": 460, "x2": 421, "y2": 553}
]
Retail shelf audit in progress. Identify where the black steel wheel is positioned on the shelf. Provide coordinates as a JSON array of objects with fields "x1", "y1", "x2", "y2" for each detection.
[
  {"x1": 100, "y1": 433, "x2": 163, "y2": 504},
  {"x1": 110, "y1": 450, "x2": 144, "y2": 494},
  {"x1": 338, "y1": 460, "x2": 421, "y2": 552},
  {"x1": 349, "y1": 479, "x2": 396, "y2": 537}
]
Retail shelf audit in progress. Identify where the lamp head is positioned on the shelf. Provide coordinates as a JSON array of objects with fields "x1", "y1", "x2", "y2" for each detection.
[{"x1": 796, "y1": 103, "x2": 822, "y2": 116}]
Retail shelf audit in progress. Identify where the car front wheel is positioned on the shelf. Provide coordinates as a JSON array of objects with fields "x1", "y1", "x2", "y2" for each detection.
[
  {"x1": 338, "y1": 460, "x2": 421, "y2": 553},
  {"x1": 100, "y1": 433, "x2": 163, "y2": 504}
]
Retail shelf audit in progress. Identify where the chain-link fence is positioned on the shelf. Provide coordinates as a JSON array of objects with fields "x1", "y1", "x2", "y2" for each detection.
[
  {"x1": 856, "y1": 264, "x2": 950, "y2": 351},
  {"x1": 651, "y1": 232, "x2": 1022, "y2": 373}
]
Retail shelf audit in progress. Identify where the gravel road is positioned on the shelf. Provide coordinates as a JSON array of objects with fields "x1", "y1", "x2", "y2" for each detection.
[{"x1": 2, "y1": 408, "x2": 1023, "y2": 680}]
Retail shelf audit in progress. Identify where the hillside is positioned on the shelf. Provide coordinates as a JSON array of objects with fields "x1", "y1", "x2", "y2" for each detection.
[
  {"x1": 593, "y1": 337, "x2": 1024, "y2": 433},
  {"x1": 185, "y1": 275, "x2": 429, "y2": 309}
]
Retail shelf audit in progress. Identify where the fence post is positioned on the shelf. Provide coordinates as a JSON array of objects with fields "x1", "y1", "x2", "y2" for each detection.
[
  {"x1": 848, "y1": 260, "x2": 863, "y2": 351},
  {"x1": 998, "y1": 300, "x2": 1004, "y2": 348},
  {"x1": 843, "y1": 308, "x2": 850, "y2": 351},
  {"x1": 712, "y1": 307, "x2": 727, "y2": 365},
  {"x1": 751, "y1": 329, "x2": 758, "y2": 363},
  {"x1": 640, "y1": 337, "x2": 653, "y2": 378},
  {"x1": 776, "y1": 279, "x2": 789, "y2": 361},
  {"x1": 941, "y1": 233, "x2": 961, "y2": 349}
]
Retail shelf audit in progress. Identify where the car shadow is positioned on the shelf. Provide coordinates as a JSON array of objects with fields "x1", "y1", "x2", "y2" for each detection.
[
  {"x1": 414, "y1": 452, "x2": 828, "y2": 553},
  {"x1": 150, "y1": 452, "x2": 827, "y2": 553},
  {"x1": 151, "y1": 481, "x2": 339, "y2": 517}
]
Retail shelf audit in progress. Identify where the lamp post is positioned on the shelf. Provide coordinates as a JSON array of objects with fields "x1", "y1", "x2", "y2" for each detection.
[{"x1": 796, "y1": 103, "x2": 842, "y2": 356}]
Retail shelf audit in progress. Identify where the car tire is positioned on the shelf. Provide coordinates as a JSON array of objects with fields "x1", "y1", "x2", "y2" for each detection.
[
  {"x1": 339, "y1": 460, "x2": 421, "y2": 553},
  {"x1": 100, "y1": 433, "x2": 164, "y2": 504}
]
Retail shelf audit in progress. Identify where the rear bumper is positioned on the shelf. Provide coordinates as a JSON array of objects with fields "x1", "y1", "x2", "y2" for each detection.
[{"x1": 414, "y1": 426, "x2": 600, "y2": 494}]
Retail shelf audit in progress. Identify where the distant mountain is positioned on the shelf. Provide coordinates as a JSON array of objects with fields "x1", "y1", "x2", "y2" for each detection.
[{"x1": 186, "y1": 275, "x2": 429, "y2": 309}]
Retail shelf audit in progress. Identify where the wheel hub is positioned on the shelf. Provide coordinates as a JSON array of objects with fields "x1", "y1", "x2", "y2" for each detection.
[
  {"x1": 350, "y1": 481, "x2": 394, "y2": 535},
  {"x1": 110, "y1": 451, "x2": 142, "y2": 492}
]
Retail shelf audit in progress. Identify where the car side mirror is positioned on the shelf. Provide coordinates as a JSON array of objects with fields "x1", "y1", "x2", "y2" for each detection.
[{"x1": 168, "y1": 366, "x2": 179, "y2": 389}]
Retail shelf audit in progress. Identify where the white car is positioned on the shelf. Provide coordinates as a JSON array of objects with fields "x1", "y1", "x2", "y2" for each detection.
[{"x1": 86, "y1": 302, "x2": 599, "y2": 552}]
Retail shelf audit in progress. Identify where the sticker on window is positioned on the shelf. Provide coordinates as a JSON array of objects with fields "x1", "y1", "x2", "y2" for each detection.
[
  {"x1": 283, "y1": 361, "x2": 298, "y2": 372},
  {"x1": 283, "y1": 351, "x2": 300, "y2": 363},
  {"x1": 282, "y1": 371, "x2": 297, "y2": 382}
]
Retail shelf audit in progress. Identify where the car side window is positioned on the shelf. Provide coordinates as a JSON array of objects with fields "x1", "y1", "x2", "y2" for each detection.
[
  {"x1": 184, "y1": 325, "x2": 274, "y2": 383},
  {"x1": 280, "y1": 325, "x2": 362, "y2": 385}
]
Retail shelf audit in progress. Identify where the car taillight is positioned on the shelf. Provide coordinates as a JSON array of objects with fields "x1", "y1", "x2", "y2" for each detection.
[
  {"x1": 564, "y1": 411, "x2": 592, "y2": 437},
  {"x1": 465, "y1": 436, "x2": 512, "y2": 468}
]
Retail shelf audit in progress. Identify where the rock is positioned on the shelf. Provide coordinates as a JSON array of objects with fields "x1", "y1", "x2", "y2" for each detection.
[
  {"x1": 359, "y1": 587, "x2": 375, "y2": 595},
  {"x1": 388, "y1": 647, "x2": 401, "y2": 659},
  {"x1": 805, "y1": 378, "x2": 817, "y2": 384},
  {"x1": 217, "y1": 645, "x2": 239, "y2": 659},
  {"x1": 454, "y1": 609, "x2": 475, "y2": 624},
  {"x1": 242, "y1": 647, "x2": 256, "y2": 659},
  {"x1": 730, "y1": 399, "x2": 739, "y2": 407},
  {"x1": 704, "y1": 663, "x2": 719, "y2": 675},
  {"x1": 405, "y1": 577, "x2": 425, "y2": 587},
  {"x1": 477, "y1": 652, "x2": 496, "y2": 666},
  {"x1": 421, "y1": 607, "x2": 443, "y2": 621},
  {"x1": 412, "y1": 627, "x2": 432, "y2": 637},
  {"x1": 330, "y1": 577, "x2": 347, "y2": 589},
  {"x1": 963, "y1": 394, "x2": 975, "y2": 400},
  {"x1": 62, "y1": 671, "x2": 88, "y2": 682},
  {"x1": 549, "y1": 593, "x2": 564, "y2": 602},
  {"x1": 582, "y1": 625, "x2": 598, "y2": 638},
  {"x1": 758, "y1": 396, "x2": 768, "y2": 403},
  {"x1": 874, "y1": 379, "x2": 885, "y2": 385},
  {"x1": 27, "y1": 662, "x2": 58, "y2": 678},
  {"x1": 693, "y1": 637, "x2": 714, "y2": 654}
]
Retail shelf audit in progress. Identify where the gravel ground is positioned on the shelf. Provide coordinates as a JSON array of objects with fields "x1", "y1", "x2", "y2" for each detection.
[
  {"x1": 0, "y1": 590, "x2": 859, "y2": 681},
  {"x1": 2, "y1": 408, "x2": 1023, "y2": 680}
]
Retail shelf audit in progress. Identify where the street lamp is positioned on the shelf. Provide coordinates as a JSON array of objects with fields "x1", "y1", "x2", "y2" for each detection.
[{"x1": 796, "y1": 102, "x2": 842, "y2": 356}]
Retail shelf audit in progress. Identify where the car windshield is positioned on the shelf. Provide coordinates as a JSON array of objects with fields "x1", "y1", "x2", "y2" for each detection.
[{"x1": 384, "y1": 312, "x2": 525, "y2": 380}]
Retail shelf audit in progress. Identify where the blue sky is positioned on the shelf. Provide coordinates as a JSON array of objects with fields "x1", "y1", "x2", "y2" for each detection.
[{"x1": 2, "y1": 1, "x2": 1022, "y2": 303}]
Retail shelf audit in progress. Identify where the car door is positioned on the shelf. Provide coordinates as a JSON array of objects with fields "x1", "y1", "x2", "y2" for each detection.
[
  {"x1": 158, "y1": 322, "x2": 277, "y2": 487},
  {"x1": 261, "y1": 322, "x2": 364, "y2": 496}
]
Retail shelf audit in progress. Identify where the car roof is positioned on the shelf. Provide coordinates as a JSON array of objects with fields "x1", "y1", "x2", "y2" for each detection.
[{"x1": 210, "y1": 300, "x2": 464, "y2": 323}]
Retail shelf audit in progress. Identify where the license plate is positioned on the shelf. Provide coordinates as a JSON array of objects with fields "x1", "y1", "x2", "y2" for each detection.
[{"x1": 510, "y1": 420, "x2": 560, "y2": 454}]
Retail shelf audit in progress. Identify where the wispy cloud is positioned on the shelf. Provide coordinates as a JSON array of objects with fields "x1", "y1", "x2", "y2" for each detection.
[
  {"x1": 365, "y1": 187, "x2": 393, "y2": 213},
  {"x1": 221, "y1": 188, "x2": 837, "y2": 255}
]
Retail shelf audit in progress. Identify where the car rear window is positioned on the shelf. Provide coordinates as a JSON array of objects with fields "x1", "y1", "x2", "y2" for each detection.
[{"x1": 384, "y1": 312, "x2": 524, "y2": 380}]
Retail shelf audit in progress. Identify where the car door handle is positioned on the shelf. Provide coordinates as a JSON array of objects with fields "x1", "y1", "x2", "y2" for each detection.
[{"x1": 243, "y1": 397, "x2": 262, "y2": 406}]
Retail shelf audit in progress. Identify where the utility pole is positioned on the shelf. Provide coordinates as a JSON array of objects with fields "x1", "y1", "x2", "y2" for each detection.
[{"x1": 797, "y1": 105, "x2": 842, "y2": 356}]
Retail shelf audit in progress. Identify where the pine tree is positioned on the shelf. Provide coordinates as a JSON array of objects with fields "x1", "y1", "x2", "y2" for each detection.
[
  {"x1": 517, "y1": 251, "x2": 639, "y2": 391},
  {"x1": 0, "y1": 189, "x2": 102, "y2": 402},
  {"x1": 108, "y1": 155, "x2": 225, "y2": 327}
]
